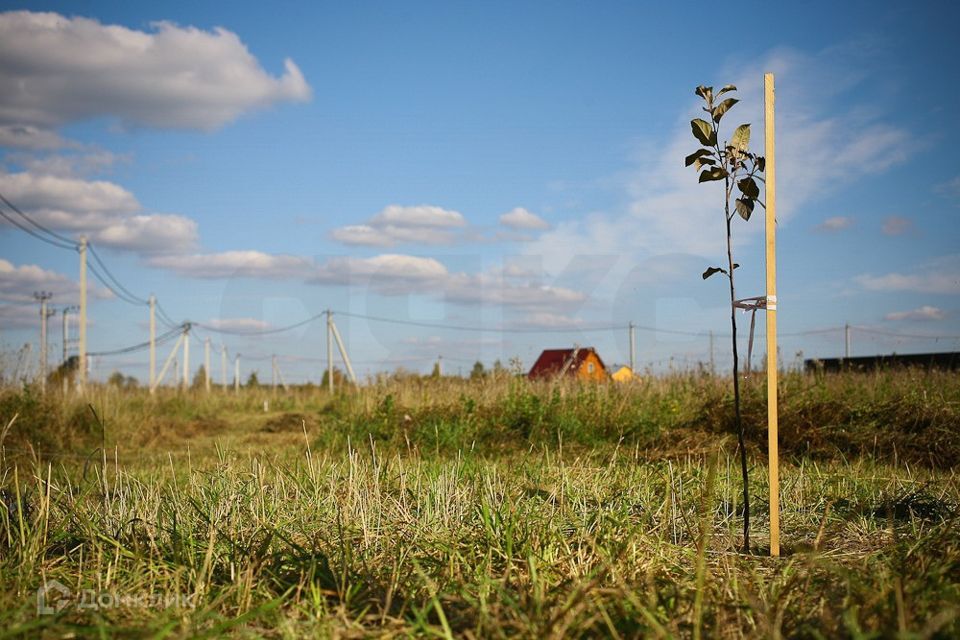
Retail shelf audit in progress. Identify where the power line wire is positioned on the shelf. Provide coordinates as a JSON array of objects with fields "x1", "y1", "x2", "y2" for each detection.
[
  {"x1": 0, "y1": 191, "x2": 173, "y2": 316},
  {"x1": 335, "y1": 311, "x2": 628, "y2": 334},
  {"x1": 195, "y1": 313, "x2": 325, "y2": 336},
  {"x1": 0, "y1": 190, "x2": 77, "y2": 245},
  {"x1": 852, "y1": 326, "x2": 960, "y2": 340},
  {"x1": 154, "y1": 300, "x2": 180, "y2": 329},
  {"x1": 87, "y1": 325, "x2": 183, "y2": 357},
  {"x1": 0, "y1": 205, "x2": 77, "y2": 250},
  {"x1": 86, "y1": 260, "x2": 145, "y2": 306},
  {"x1": 87, "y1": 243, "x2": 149, "y2": 305}
]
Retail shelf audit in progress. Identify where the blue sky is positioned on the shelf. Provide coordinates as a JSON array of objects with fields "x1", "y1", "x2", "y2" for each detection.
[{"x1": 1, "y1": 1, "x2": 959, "y2": 383}]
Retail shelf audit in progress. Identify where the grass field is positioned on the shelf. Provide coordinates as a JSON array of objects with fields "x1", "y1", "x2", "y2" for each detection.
[{"x1": 1, "y1": 370, "x2": 958, "y2": 637}]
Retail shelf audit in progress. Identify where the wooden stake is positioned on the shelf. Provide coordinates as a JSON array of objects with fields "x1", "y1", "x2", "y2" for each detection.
[{"x1": 764, "y1": 73, "x2": 781, "y2": 557}]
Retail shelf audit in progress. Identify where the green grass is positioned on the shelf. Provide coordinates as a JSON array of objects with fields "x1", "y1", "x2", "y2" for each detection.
[{"x1": 1, "y1": 370, "x2": 958, "y2": 637}]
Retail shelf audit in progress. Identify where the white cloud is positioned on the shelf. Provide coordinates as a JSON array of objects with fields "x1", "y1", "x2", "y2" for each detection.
[
  {"x1": 371, "y1": 205, "x2": 465, "y2": 228},
  {"x1": 881, "y1": 215, "x2": 913, "y2": 236},
  {"x1": 312, "y1": 254, "x2": 449, "y2": 290},
  {"x1": 314, "y1": 254, "x2": 588, "y2": 311},
  {"x1": 331, "y1": 205, "x2": 466, "y2": 247},
  {"x1": 90, "y1": 214, "x2": 199, "y2": 253},
  {"x1": 857, "y1": 272, "x2": 960, "y2": 295},
  {"x1": 0, "y1": 258, "x2": 77, "y2": 303},
  {"x1": 0, "y1": 302, "x2": 38, "y2": 329},
  {"x1": 145, "y1": 245, "x2": 590, "y2": 315},
  {"x1": 0, "y1": 171, "x2": 138, "y2": 225},
  {"x1": 884, "y1": 306, "x2": 946, "y2": 321},
  {"x1": 814, "y1": 216, "x2": 854, "y2": 233},
  {"x1": 498, "y1": 262, "x2": 539, "y2": 279},
  {"x1": 525, "y1": 44, "x2": 916, "y2": 271},
  {"x1": 856, "y1": 256, "x2": 960, "y2": 295},
  {"x1": 511, "y1": 312, "x2": 584, "y2": 329},
  {"x1": 0, "y1": 124, "x2": 76, "y2": 150},
  {"x1": 443, "y1": 272, "x2": 587, "y2": 311},
  {"x1": 330, "y1": 225, "x2": 394, "y2": 248},
  {"x1": 936, "y1": 175, "x2": 960, "y2": 200},
  {"x1": 6, "y1": 149, "x2": 128, "y2": 178},
  {"x1": 147, "y1": 250, "x2": 315, "y2": 279},
  {"x1": 0, "y1": 257, "x2": 110, "y2": 304},
  {"x1": 331, "y1": 224, "x2": 456, "y2": 247},
  {"x1": 205, "y1": 317, "x2": 271, "y2": 332},
  {"x1": 0, "y1": 11, "x2": 309, "y2": 260},
  {"x1": 0, "y1": 171, "x2": 197, "y2": 253},
  {"x1": 499, "y1": 207, "x2": 550, "y2": 231},
  {"x1": 0, "y1": 11, "x2": 311, "y2": 132}
]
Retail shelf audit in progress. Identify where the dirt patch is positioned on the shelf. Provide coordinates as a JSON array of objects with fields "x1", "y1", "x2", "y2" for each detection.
[
  {"x1": 177, "y1": 417, "x2": 229, "y2": 438},
  {"x1": 261, "y1": 412, "x2": 315, "y2": 433}
]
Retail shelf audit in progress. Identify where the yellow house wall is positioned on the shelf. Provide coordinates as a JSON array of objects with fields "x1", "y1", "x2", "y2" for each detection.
[{"x1": 575, "y1": 352, "x2": 607, "y2": 381}]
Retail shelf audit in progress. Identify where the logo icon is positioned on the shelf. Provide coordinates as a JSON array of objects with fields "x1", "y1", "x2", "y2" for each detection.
[{"x1": 36, "y1": 580, "x2": 71, "y2": 615}]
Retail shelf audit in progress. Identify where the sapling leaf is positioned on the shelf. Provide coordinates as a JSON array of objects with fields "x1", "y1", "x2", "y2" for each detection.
[
  {"x1": 735, "y1": 198, "x2": 754, "y2": 220},
  {"x1": 684, "y1": 148, "x2": 713, "y2": 167},
  {"x1": 717, "y1": 84, "x2": 737, "y2": 96},
  {"x1": 699, "y1": 167, "x2": 727, "y2": 182},
  {"x1": 695, "y1": 85, "x2": 714, "y2": 103},
  {"x1": 694, "y1": 157, "x2": 715, "y2": 170},
  {"x1": 731, "y1": 124, "x2": 751, "y2": 151},
  {"x1": 702, "y1": 266, "x2": 726, "y2": 280},
  {"x1": 712, "y1": 98, "x2": 739, "y2": 123},
  {"x1": 756, "y1": 156, "x2": 766, "y2": 172},
  {"x1": 737, "y1": 177, "x2": 760, "y2": 199},
  {"x1": 691, "y1": 119, "x2": 715, "y2": 146}
]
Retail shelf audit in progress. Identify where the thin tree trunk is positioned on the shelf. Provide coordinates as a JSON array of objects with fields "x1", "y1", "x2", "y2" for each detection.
[{"x1": 725, "y1": 189, "x2": 750, "y2": 553}]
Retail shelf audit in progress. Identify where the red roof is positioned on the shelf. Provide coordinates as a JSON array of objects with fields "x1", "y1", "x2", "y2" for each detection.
[{"x1": 527, "y1": 347, "x2": 606, "y2": 379}]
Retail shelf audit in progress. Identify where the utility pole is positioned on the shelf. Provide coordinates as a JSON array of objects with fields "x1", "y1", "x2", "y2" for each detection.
[
  {"x1": 151, "y1": 329, "x2": 185, "y2": 393},
  {"x1": 149, "y1": 295, "x2": 156, "y2": 393},
  {"x1": 78, "y1": 236, "x2": 87, "y2": 391},
  {"x1": 234, "y1": 354, "x2": 240, "y2": 394},
  {"x1": 274, "y1": 358, "x2": 289, "y2": 392},
  {"x1": 204, "y1": 337, "x2": 211, "y2": 393},
  {"x1": 61, "y1": 305, "x2": 78, "y2": 365},
  {"x1": 844, "y1": 323, "x2": 851, "y2": 360},
  {"x1": 326, "y1": 309, "x2": 333, "y2": 393},
  {"x1": 181, "y1": 323, "x2": 190, "y2": 391},
  {"x1": 272, "y1": 354, "x2": 278, "y2": 392},
  {"x1": 628, "y1": 322, "x2": 636, "y2": 372},
  {"x1": 329, "y1": 315, "x2": 357, "y2": 384},
  {"x1": 62, "y1": 306, "x2": 68, "y2": 364},
  {"x1": 221, "y1": 344, "x2": 227, "y2": 390},
  {"x1": 34, "y1": 291, "x2": 53, "y2": 392}
]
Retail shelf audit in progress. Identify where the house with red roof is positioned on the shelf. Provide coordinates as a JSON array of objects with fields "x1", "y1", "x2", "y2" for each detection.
[{"x1": 527, "y1": 346, "x2": 608, "y2": 381}]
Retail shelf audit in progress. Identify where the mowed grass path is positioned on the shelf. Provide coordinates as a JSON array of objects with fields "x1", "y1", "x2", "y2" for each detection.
[{"x1": 1, "y1": 371, "x2": 958, "y2": 637}]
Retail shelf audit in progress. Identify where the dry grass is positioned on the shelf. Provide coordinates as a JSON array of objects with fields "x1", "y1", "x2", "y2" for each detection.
[{"x1": 0, "y1": 369, "x2": 958, "y2": 637}]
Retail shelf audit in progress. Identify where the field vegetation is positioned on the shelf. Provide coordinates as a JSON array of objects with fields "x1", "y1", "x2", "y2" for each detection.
[{"x1": 1, "y1": 369, "x2": 958, "y2": 637}]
